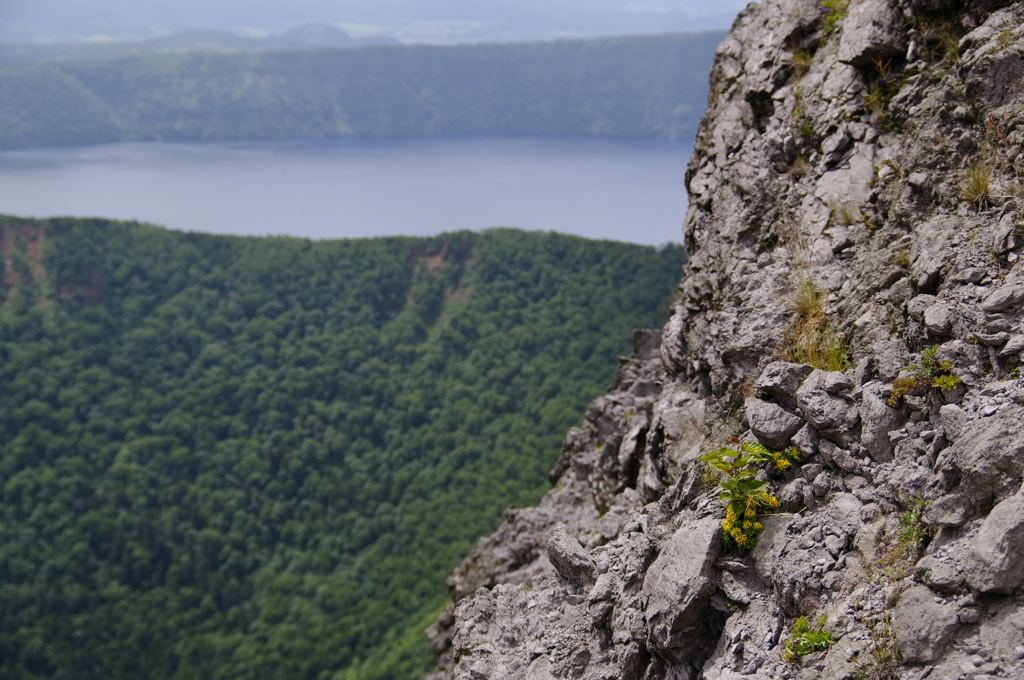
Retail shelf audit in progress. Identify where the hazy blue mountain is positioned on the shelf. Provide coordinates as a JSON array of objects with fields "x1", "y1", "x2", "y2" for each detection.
[
  {"x1": 1, "y1": 0, "x2": 746, "y2": 45},
  {"x1": 0, "y1": 32, "x2": 724, "y2": 151},
  {"x1": 0, "y1": 23, "x2": 398, "y2": 64}
]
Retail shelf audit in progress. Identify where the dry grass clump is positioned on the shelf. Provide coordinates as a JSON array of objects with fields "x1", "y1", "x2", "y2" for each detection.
[
  {"x1": 831, "y1": 202, "x2": 863, "y2": 227},
  {"x1": 959, "y1": 159, "x2": 992, "y2": 206},
  {"x1": 779, "y1": 317, "x2": 850, "y2": 372},
  {"x1": 778, "y1": 274, "x2": 850, "y2": 372},
  {"x1": 788, "y1": 47, "x2": 813, "y2": 77}
]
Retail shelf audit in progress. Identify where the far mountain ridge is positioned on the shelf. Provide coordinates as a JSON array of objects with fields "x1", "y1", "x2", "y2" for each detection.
[
  {"x1": 0, "y1": 23, "x2": 398, "y2": 64},
  {"x1": 0, "y1": 31, "x2": 724, "y2": 151}
]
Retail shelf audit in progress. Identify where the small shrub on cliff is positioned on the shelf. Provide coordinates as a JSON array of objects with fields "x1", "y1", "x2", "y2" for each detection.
[
  {"x1": 783, "y1": 615, "x2": 834, "y2": 663},
  {"x1": 917, "y1": 14, "x2": 966, "y2": 66},
  {"x1": 887, "y1": 345, "x2": 960, "y2": 405},
  {"x1": 700, "y1": 441, "x2": 796, "y2": 549},
  {"x1": 896, "y1": 495, "x2": 930, "y2": 559}
]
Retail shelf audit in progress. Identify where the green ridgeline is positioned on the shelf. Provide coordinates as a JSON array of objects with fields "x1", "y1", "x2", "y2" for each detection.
[
  {"x1": 0, "y1": 216, "x2": 685, "y2": 679},
  {"x1": 0, "y1": 32, "x2": 724, "y2": 151}
]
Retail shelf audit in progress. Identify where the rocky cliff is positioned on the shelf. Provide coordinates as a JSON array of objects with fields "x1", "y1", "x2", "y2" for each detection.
[{"x1": 426, "y1": 1, "x2": 1024, "y2": 678}]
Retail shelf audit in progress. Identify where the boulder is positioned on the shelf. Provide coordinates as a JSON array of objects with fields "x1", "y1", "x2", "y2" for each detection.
[
  {"x1": 755, "y1": 361, "x2": 814, "y2": 411},
  {"x1": 981, "y1": 285, "x2": 1024, "y2": 313},
  {"x1": 547, "y1": 524, "x2": 597, "y2": 587},
  {"x1": 745, "y1": 397, "x2": 805, "y2": 449},
  {"x1": 796, "y1": 370, "x2": 860, "y2": 446},
  {"x1": 923, "y1": 493, "x2": 970, "y2": 528},
  {"x1": 894, "y1": 585, "x2": 960, "y2": 662},
  {"x1": 642, "y1": 516, "x2": 721, "y2": 652},
  {"x1": 872, "y1": 339, "x2": 910, "y2": 382},
  {"x1": 924, "y1": 302, "x2": 955, "y2": 336},
  {"x1": 860, "y1": 382, "x2": 903, "y2": 463},
  {"x1": 934, "y1": 406, "x2": 1024, "y2": 514},
  {"x1": 829, "y1": 493, "x2": 864, "y2": 536},
  {"x1": 939, "y1": 404, "x2": 967, "y2": 443},
  {"x1": 1000, "y1": 335, "x2": 1024, "y2": 357},
  {"x1": 907, "y1": 294, "x2": 938, "y2": 322},
  {"x1": 965, "y1": 489, "x2": 1024, "y2": 594},
  {"x1": 916, "y1": 555, "x2": 965, "y2": 591},
  {"x1": 792, "y1": 422, "x2": 819, "y2": 457},
  {"x1": 837, "y1": 0, "x2": 907, "y2": 66}
]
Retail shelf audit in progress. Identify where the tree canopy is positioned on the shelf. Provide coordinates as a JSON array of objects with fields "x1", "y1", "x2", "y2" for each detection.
[{"x1": 0, "y1": 216, "x2": 686, "y2": 679}]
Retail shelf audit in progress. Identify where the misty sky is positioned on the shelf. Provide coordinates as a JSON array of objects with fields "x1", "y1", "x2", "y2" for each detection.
[{"x1": 0, "y1": 0, "x2": 747, "y2": 44}]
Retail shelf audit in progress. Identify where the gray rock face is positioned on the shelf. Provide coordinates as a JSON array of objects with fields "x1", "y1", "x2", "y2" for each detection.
[
  {"x1": 982, "y1": 285, "x2": 1024, "y2": 313},
  {"x1": 965, "y1": 489, "x2": 1024, "y2": 594},
  {"x1": 924, "y1": 301, "x2": 955, "y2": 336},
  {"x1": 940, "y1": 403, "x2": 967, "y2": 443},
  {"x1": 428, "y1": 2, "x2": 1024, "y2": 679},
  {"x1": 935, "y1": 406, "x2": 1024, "y2": 515}
]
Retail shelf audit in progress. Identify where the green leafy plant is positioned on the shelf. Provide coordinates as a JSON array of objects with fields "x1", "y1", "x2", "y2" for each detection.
[
  {"x1": 783, "y1": 615, "x2": 835, "y2": 663},
  {"x1": 896, "y1": 495, "x2": 930, "y2": 559},
  {"x1": 873, "y1": 496, "x2": 932, "y2": 582},
  {"x1": 700, "y1": 441, "x2": 797, "y2": 549},
  {"x1": 820, "y1": 0, "x2": 850, "y2": 37},
  {"x1": 887, "y1": 345, "x2": 960, "y2": 405}
]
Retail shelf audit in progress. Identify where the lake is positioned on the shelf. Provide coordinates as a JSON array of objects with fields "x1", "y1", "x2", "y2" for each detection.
[{"x1": 0, "y1": 137, "x2": 692, "y2": 246}]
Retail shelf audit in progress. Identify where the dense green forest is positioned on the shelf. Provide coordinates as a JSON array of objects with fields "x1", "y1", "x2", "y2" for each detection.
[
  {"x1": 0, "y1": 32, "x2": 723, "y2": 151},
  {"x1": 0, "y1": 215, "x2": 686, "y2": 679}
]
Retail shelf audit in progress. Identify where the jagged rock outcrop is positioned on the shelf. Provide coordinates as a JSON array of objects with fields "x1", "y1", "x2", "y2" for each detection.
[{"x1": 427, "y1": 1, "x2": 1024, "y2": 678}]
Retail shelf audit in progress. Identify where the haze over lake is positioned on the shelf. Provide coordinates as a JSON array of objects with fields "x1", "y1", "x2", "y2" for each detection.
[{"x1": 0, "y1": 137, "x2": 690, "y2": 246}]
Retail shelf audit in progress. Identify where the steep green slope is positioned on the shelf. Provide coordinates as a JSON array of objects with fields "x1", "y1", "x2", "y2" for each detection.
[
  {"x1": 0, "y1": 32, "x2": 723, "y2": 150},
  {"x1": 0, "y1": 216, "x2": 685, "y2": 679}
]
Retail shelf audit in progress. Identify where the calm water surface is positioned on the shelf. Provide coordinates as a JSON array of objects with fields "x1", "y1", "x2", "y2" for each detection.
[{"x1": 0, "y1": 138, "x2": 691, "y2": 246}]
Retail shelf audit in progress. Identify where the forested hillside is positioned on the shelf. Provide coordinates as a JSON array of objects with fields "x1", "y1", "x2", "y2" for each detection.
[
  {"x1": 0, "y1": 32, "x2": 723, "y2": 151},
  {"x1": 0, "y1": 216, "x2": 686, "y2": 679}
]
